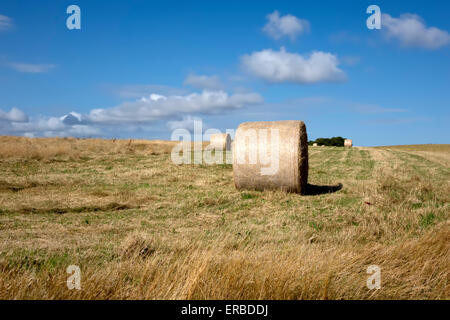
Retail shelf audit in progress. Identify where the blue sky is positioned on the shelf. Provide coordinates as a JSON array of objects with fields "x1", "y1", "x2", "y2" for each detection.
[{"x1": 0, "y1": 0, "x2": 449, "y2": 146}]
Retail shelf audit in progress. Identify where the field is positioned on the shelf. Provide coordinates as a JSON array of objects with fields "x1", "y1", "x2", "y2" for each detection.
[{"x1": 0, "y1": 136, "x2": 448, "y2": 299}]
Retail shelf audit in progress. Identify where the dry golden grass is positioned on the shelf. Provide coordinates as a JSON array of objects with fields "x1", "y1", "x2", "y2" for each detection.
[
  {"x1": 0, "y1": 137, "x2": 449, "y2": 299},
  {"x1": 0, "y1": 136, "x2": 179, "y2": 160},
  {"x1": 376, "y1": 144, "x2": 450, "y2": 153},
  {"x1": 376, "y1": 144, "x2": 450, "y2": 167}
]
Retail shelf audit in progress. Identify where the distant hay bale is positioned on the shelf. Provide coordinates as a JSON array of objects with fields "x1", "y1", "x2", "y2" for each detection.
[
  {"x1": 344, "y1": 139, "x2": 353, "y2": 147},
  {"x1": 210, "y1": 133, "x2": 232, "y2": 151},
  {"x1": 233, "y1": 120, "x2": 308, "y2": 194},
  {"x1": 313, "y1": 143, "x2": 318, "y2": 146}
]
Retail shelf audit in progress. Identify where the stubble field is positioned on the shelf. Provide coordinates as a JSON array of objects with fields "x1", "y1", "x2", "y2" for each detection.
[{"x1": 0, "y1": 136, "x2": 448, "y2": 299}]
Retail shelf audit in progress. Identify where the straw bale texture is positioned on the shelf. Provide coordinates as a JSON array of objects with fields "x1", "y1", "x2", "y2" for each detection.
[
  {"x1": 210, "y1": 133, "x2": 232, "y2": 151},
  {"x1": 344, "y1": 139, "x2": 353, "y2": 147},
  {"x1": 233, "y1": 120, "x2": 308, "y2": 194}
]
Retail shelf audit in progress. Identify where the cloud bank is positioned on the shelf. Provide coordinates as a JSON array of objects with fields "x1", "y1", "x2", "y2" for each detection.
[
  {"x1": 87, "y1": 90, "x2": 263, "y2": 124},
  {"x1": 0, "y1": 108, "x2": 99, "y2": 138},
  {"x1": 0, "y1": 107, "x2": 28, "y2": 122},
  {"x1": 0, "y1": 89, "x2": 263, "y2": 137}
]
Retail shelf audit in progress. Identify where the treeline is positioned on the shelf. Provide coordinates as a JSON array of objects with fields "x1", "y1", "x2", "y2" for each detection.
[{"x1": 308, "y1": 137, "x2": 346, "y2": 147}]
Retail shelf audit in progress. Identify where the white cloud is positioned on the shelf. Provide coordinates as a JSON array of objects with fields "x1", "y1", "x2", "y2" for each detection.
[
  {"x1": 0, "y1": 107, "x2": 28, "y2": 122},
  {"x1": 0, "y1": 88, "x2": 263, "y2": 137},
  {"x1": 62, "y1": 125, "x2": 101, "y2": 137},
  {"x1": 183, "y1": 74, "x2": 224, "y2": 90},
  {"x1": 0, "y1": 108, "x2": 99, "y2": 138},
  {"x1": 241, "y1": 47, "x2": 346, "y2": 84},
  {"x1": 263, "y1": 11, "x2": 309, "y2": 40},
  {"x1": 139, "y1": 94, "x2": 167, "y2": 103},
  {"x1": 0, "y1": 15, "x2": 13, "y2": 31},
  {"x1": 10, "y1": 117, "x2": 100, "y2": 138},
  {"x1": 87, "y1": 90, "x2": 263, "y2": 124},
  {"x1": 10, "y1": 117, "x2": 64, "y2": 133},
  {"x1": 8, "y1": 62, "x2": 55, "y2": 73},
  {"x1": 382, "y1": 13, "x2": 450, "y2": 49}
]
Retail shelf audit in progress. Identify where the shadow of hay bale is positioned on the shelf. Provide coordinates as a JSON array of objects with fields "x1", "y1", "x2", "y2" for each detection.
[{"x1": 304, "y1": 183, "x2": 343, "y2": 196}]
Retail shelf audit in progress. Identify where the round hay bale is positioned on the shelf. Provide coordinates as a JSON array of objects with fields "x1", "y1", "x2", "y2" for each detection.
[
  {"x1": 210, "y1": 133, "x2": 232, "y2": 151},
  {"x1": 313, "y1": 143, "x2": 318, "y2": 147},
  {"x1": 233, "y1": 120, "x2": 308, "y2": 194},
  {"x1": 344, "y1": 139, "x2": 353, "y2": 147}
]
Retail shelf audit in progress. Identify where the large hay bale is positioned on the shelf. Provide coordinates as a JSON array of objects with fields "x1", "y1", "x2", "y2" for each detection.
[
  {"x1": 233, "y1": 120, "x2": 308, "y2": 194},
  {"x1": 313, "y1": 143, "x2": 318, "y2": 147},
  {"x1": 210, "y1": 133, "x2": 232, "y2": 151},
  {"x1": 344, "y1": 139, "x2": 353, "y2": 147}
]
